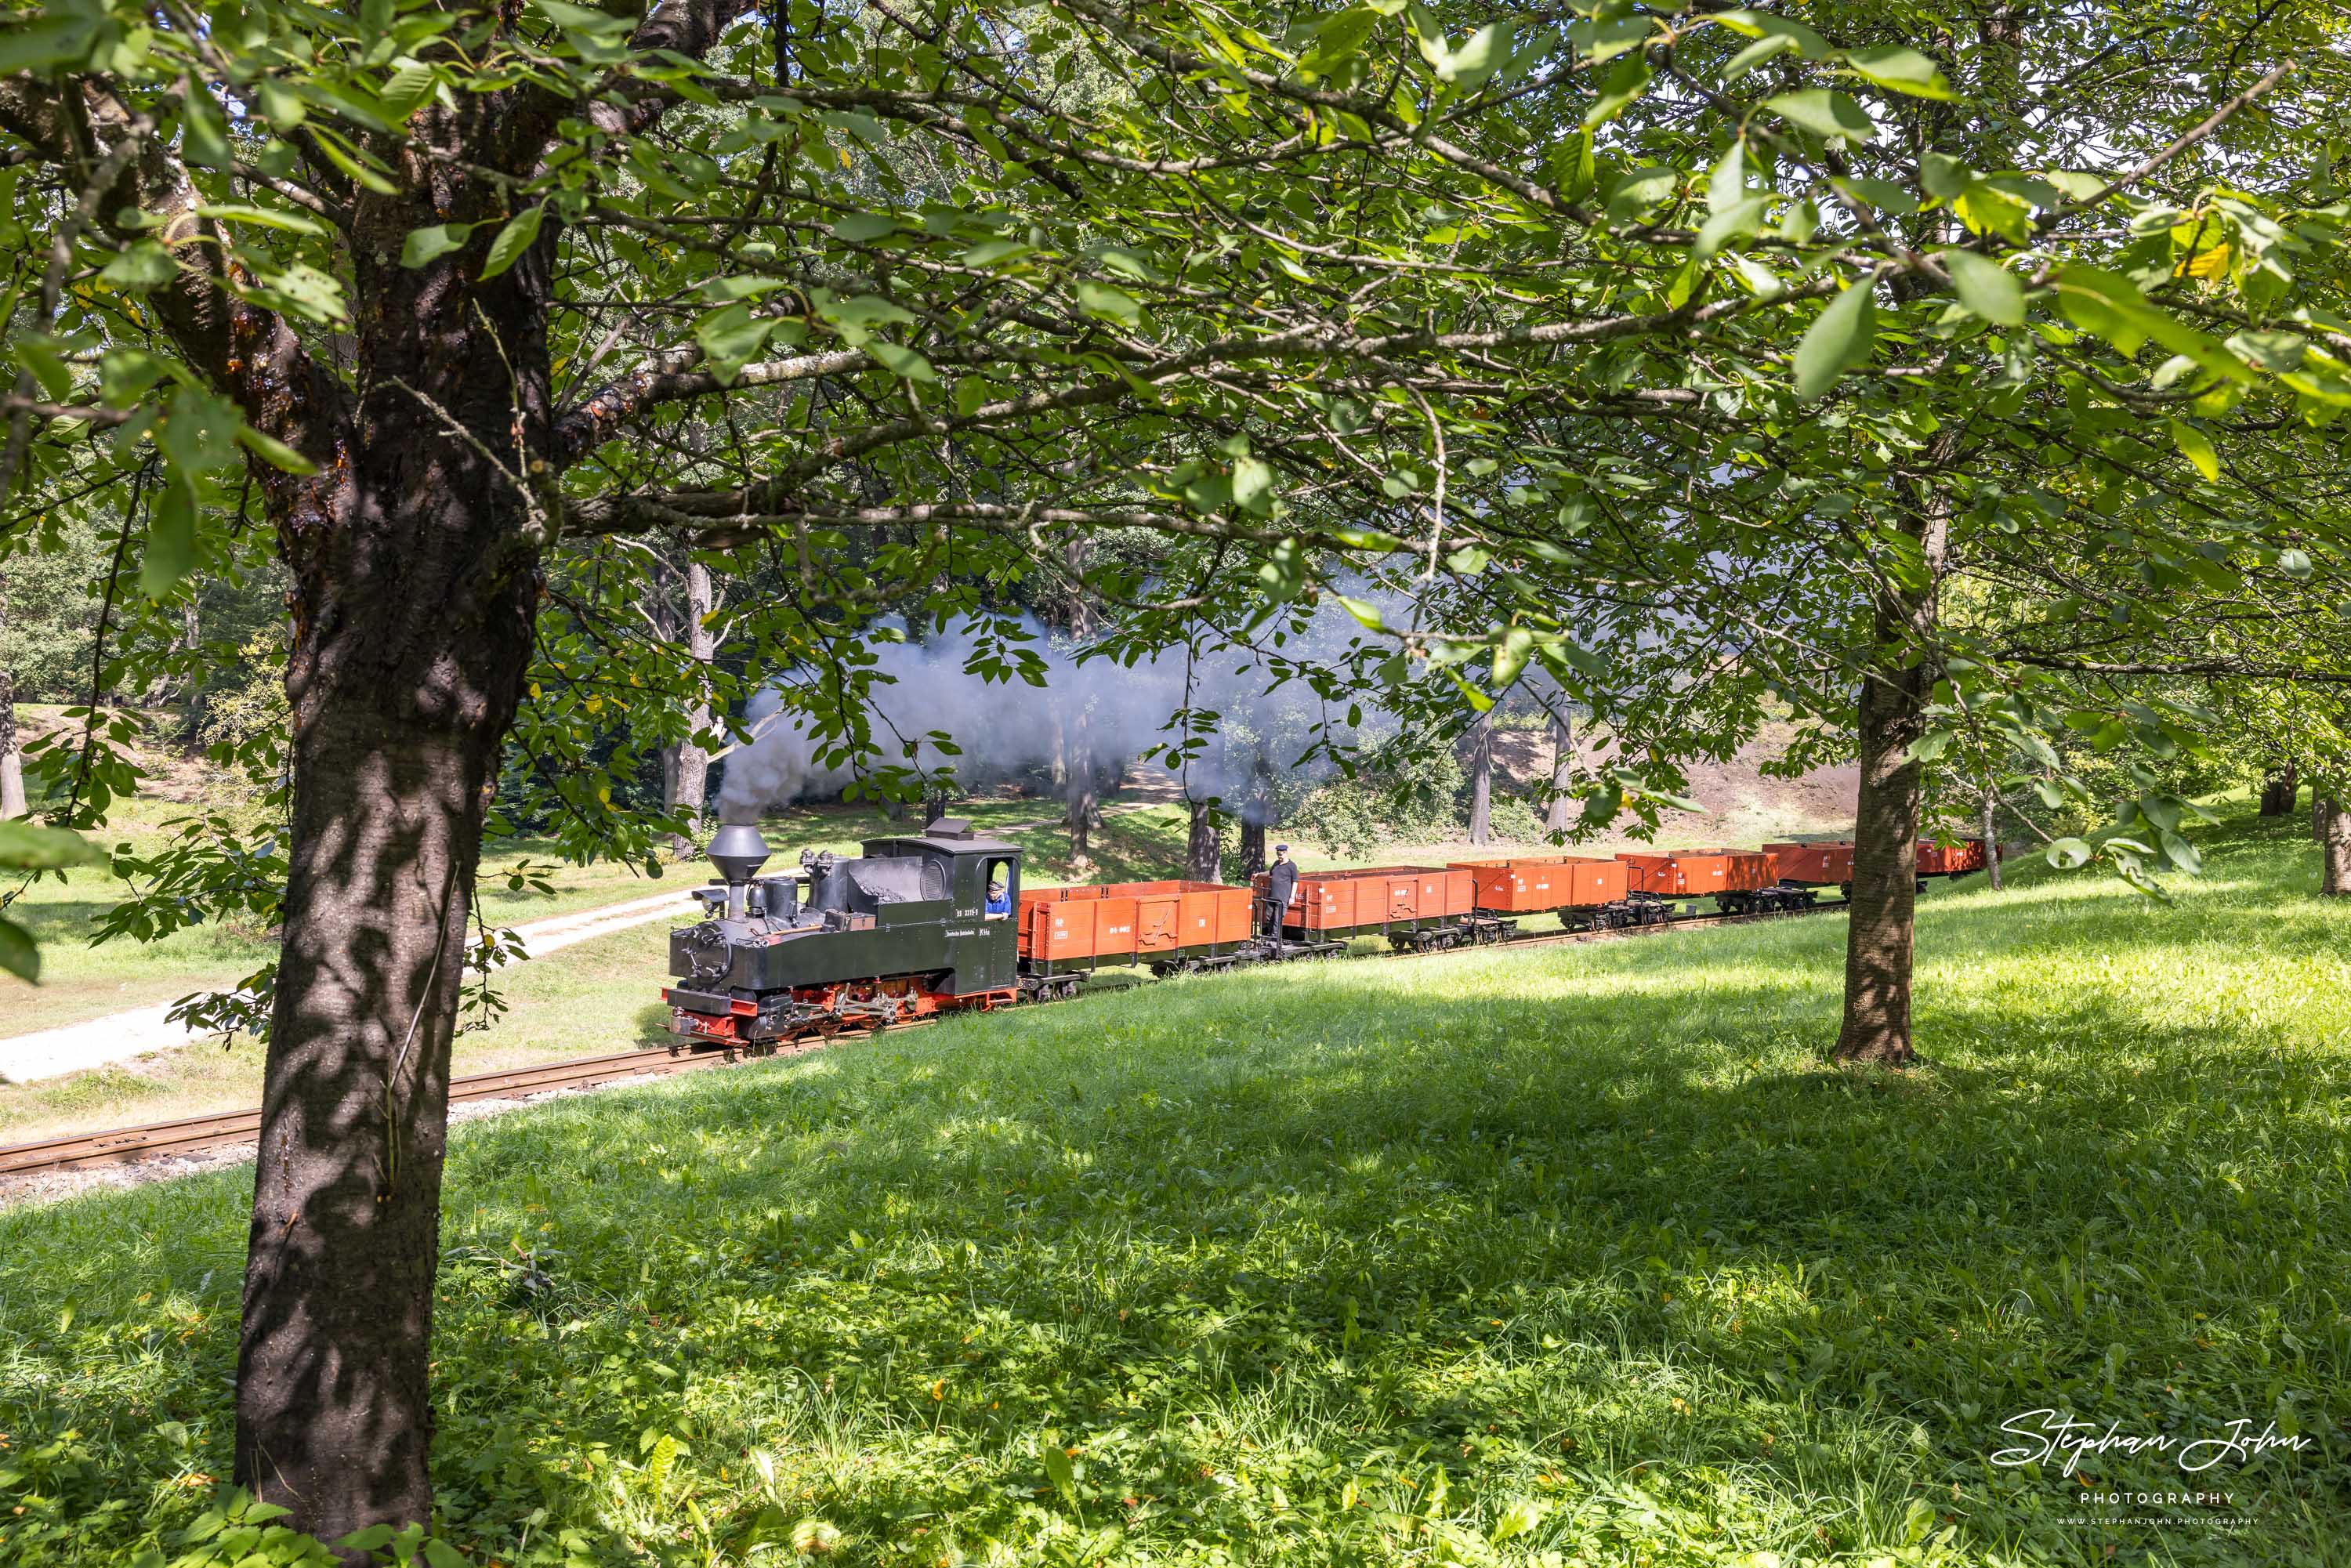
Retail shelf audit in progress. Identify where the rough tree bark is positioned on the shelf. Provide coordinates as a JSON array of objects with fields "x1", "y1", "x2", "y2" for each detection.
[
  {"x1": 232, "y1": 202, "x2": 547, "y2": 1551},
  {"x1": 1238, "y1": 817, "x2": 1266, "y2": 875},
  {"x1": 1, "y1": 0, "x2": 751, "y2": 1546},
  {"x1": 1063, "y1": 536, "x2": 1099, "y2": 866},
  {"x1": 669, "y1": 557, "x2": 715, "y2": 849},
  {"x1": 2320, "y1": 798, "x2": 2351, "y2": 893},
  {"x1": 1465, "y1": 709, "x2": 1494, "y2": 846},
  {"x1": 1186, "y1": 796, "x2": 1222, "y2": 882},
  {"x1": 2260, "y1": 763, "x2": 2299, "y2": 816},
  {"x1": 1545, "y1": 707, "x2": 1575, "y2": 835},
  {"x1": 1980, "y1": 783, "x2": 2002, "y2": 892},
  {"x1": 1835, "y1": 445, "x2": 1954, "y2": 1066},
  {"x1": 0, "y1": 570, "x2": 23, "y2": 820}
]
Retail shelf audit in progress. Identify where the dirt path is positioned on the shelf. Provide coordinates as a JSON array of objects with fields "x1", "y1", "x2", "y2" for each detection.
[{"x1": 0, "y1": 886, "x2": 699, "y2": 1086}]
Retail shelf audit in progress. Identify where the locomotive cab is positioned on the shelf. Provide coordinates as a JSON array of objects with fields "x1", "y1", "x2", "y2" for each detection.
[{"x1": 665, "y1": 819, "x2": 1024, "y2": 1045}]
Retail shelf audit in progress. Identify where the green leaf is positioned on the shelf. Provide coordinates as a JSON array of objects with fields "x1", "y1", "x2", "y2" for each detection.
[
  {"x1": 379, "y1": 57, "x2": 437, "y2": 122},
  {"x1": 694, "y1": 303, "x2": 776, "y2": 385},
  {"x1": 2168, "y1": 419, "x2": 2219, "y2": 481},
  {"x1": 1232, "y1": 456, "x2": 1274, "y2": 515},
  {"x1": 400, "y1": 223, "x2": 475, "y2": 268},
  {"x1": 831, "y1": 212, "x2": 897, "y2": 242},
  {"x1": 1952, "y1": 183, "x2": 2032, "y2": 243},
  {"x1": 1763, "y1": 90, "x2": 1875, "y2": 143},
  {"x1": 180, "y1": 87, "x2": 234, "y2": 170},
  {"x1": 477, "y1": 205, "x2": 545, "y2": 281},
  {"x1": 1075, "y1": 281, "x2": 1142, "y2": 326},
  {"x1": 194, "y1": 202, "x2": 326, "y2": 237},
  {"x1": 235, "y1": 425, "x2": 320, "y2": 475},
  {"x1": 142, "y1": 479, "x2": 200, "y2": 599},
  {"x1": 2045, "y1": 836, "x2": 2093, "y2": 869},
  {"x1": 1835, "y1": 175, "x2": 1914, "y2": 215},
  {"x1": 0, "y1": 916, "x2": 38, "y2": 984},
  {"x1": 1038, "y1": 1434, "x2": 1077, "y2": 1503},
  {"x1": 1697, "y1": 195, "x2": 1769, "y2": 259},
  {"x1": 1843, "y1": 45, "x2": 1954, "y2": 100},
  {"x1": 1919, "y1": 151, "x2": 1973, "y2": 199},
  {"x1": 100, "y1": 346, "x2": 172, "y2": 405},
  {"x1": 0, "y1": 818, "x2": 102, "y2": 871},
  {"x1": 532, "y1": 0, "x2": 636, "y2": 34},
  {"x1": 1299, "y1": 5, "x2": 1382, "y2": 75},
  {"x1": 1708, "y1": 139, "x2": 1747, "y2": 215},
  {"x1": 0, "y1": 15, "x2": 98, "y2": 73},
  {"x1": 2158, "y1": 828, "x2": 2201, "y2": 875},
  {"x1": 1709, "y1": 9, "x2": 1827, "y2": 56},
  {"x1": 1940, "y1": 249, "x2": 2023, "y2": 326},
  {"x1": 1722, "y1": 33, "x2": 1799, "y2": 84},
  {"x1": 864, "y1": 342, "x2": 937, "y2": 382},
  {"x1": 100, "y1": 240, "x2": 179, "y2": 290},
  {"x1": 1436, "y1": 20, "x2": 1512, "y2": 90},
  {"x1": 1581, "y1": 59, "x2": 1650, "y2": 128},
  {"x1": 1792, "y1": 279, "x2": 1876, "y2": 400},
  {"x1": 14, "y1": 334, "x2": 75, "y2": 401}
]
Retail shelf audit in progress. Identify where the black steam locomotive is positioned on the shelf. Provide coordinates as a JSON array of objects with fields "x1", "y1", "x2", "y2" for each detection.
[{"x1": 663, "y1": 820, "x2": 1028, "y2": 1045}]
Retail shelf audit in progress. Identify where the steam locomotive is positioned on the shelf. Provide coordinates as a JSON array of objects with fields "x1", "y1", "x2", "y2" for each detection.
[{"x1": 661, "y1": 820, "x2": 1989, "y2": 1049}]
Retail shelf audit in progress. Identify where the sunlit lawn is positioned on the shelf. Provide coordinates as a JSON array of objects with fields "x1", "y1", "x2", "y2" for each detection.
[{"x1": 2, "y1": 801, "x2": 2346, "y2": 1565}]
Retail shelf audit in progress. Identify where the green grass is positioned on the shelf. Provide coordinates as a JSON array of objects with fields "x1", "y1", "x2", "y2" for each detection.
[{"x1": 5, "y1": 802, "x2": 2348, "y2": 1566}]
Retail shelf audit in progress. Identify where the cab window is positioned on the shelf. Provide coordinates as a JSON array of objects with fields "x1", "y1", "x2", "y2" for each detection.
[{"x1": 983, "y1": 858, "x2": 1014, "y2": 917}]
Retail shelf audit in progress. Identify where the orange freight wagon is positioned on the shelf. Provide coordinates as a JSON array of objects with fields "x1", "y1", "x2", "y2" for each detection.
[
  {"x1": 1253, "y1": 864, "x2": 1487, "y2": 950},
  {"x1": 1917, "y1": 837, "x2": 1987, "y2": 877},
  {"x1": 1765, "y1": 840, "x2": 1855, "y2": 887},
  {"x1": 1617, "y1": 848, "x2": 1784, "y2": 912},
  {"x1": 1017, "y1": 878, "x2": 1252, "y2": 973},
  {"x1": 1449, "y1": 855, "x2": 1628, "y2": 916}
]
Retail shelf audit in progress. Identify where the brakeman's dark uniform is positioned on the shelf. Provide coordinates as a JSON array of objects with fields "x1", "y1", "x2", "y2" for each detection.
[{"x1": 1263, "y1": 858, "x2": 1299, "y2": 951}]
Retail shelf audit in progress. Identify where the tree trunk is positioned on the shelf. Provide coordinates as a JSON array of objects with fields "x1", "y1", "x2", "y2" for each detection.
[
  {"x1": 670, "y1": 558, "x2": 714, "y2": 851},
  {"x1": 1545, "y1": 707, "x2": 1575, "y2": 835},
  {"x1": 0, "y1": 572, "x2": 23, "y2": 820},
  {"x1": 2260, "y1": 764, "x2": 2298, "y2": 817},
  {"x1": 1238, "y1": 817, "x2": 1266, "y2": 876},
  {"x1": 2320, "y1": 798, "x2": 2351, "y2": 894},
  {"x1": 1062, "y1": 535, "x2": 1098, "y2": 867},
  {"x1": 1835, "y1": 455, "x2": 1953, "y2": 1066},
  {"x1": 1186, "y1": 796, "x2": 1222, "y2": 882},
  {"x1": 1980, "y1": 783, "x2": 2002, "y2": 891},
  {"x1": 1465, "y1": 710, "x2": 1494, "y2": 846},
  {"x1": 232, "y1": 244, "x2": 545, "y2": 1548}
]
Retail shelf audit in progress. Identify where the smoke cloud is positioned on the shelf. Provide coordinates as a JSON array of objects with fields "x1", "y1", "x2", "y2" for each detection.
[{"x1": 713, "y1": 610, "x2": 1386, "y2": 824}]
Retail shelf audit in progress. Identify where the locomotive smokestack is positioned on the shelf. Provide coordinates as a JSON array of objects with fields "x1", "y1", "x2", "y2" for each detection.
[{"x1": 708, "y1": 824, "x2": 771, "y2": 919}]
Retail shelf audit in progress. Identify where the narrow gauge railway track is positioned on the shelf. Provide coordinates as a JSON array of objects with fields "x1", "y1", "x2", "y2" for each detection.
[{"x1": 1, "y1": 895, "x2": 1843, "y2": 1180}]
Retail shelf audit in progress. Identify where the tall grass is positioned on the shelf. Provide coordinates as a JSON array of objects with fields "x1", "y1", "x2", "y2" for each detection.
[{"x1": 2, "y1": 803, "x2": 2346, "y2": 1565}]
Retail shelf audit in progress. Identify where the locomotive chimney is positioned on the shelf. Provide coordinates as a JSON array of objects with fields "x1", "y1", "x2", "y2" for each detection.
[{"x1": 708, "y1": 824, "x2": 772, "y2": 919}]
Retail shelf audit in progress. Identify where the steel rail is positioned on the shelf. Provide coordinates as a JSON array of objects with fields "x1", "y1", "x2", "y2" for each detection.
[{"x1": 0, "y1": 895, "x2": 1847, "y2": 1180}]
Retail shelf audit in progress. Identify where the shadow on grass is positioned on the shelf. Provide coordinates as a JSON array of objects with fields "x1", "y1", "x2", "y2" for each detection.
[{"x1": 3, "y1": 804, "x2": 2347, "y2": 1566}]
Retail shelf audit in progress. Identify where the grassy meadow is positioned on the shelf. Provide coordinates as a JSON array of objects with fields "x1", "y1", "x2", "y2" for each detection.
[{"x1": 2, "y1": 801, "x2": 2346, "y2": 1565}]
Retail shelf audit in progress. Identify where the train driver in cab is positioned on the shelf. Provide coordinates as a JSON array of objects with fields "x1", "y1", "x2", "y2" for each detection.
[{"x1": 984, "y1": 865, "x2": 1012, "y2": 918}]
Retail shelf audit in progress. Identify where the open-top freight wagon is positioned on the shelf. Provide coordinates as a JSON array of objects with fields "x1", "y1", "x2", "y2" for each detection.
[
  {"x1": 1252, "y1": 864, "x2": 1507, "y2": 951},
  {"x1": 1916, "y1": 837, "x2": 1989, "y2": 878},
  {"x1": 1615, "y1": 847, "x2": 1817, "y2": 914},
  {"x1": 1765, "y1": 839, "x2": 1855, "y2": 896},
  {"x1": 1447, "y1": 854, "x2": 1657, "y2": 930},
  {"x1": 1017, "y1": 878, "x2": 1255, "y2": 987}
]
